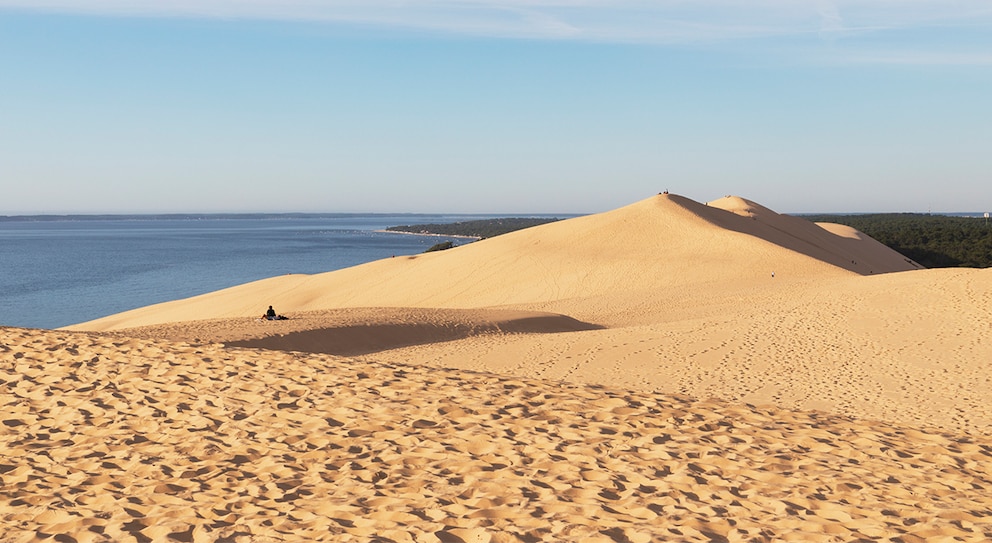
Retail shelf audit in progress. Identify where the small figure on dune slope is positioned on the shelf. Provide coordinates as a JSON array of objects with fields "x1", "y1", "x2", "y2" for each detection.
[{"x1": 262, "y1": 305, "x2": 288, "y2": 320}]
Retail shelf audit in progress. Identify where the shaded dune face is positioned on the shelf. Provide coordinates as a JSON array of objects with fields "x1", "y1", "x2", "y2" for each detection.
[
  {"x1": 699, "y1": 195, "x2": 922, "y2": 274},
  {"x1": 226, "y1": 313, "x2": 603, "y2": 356}
]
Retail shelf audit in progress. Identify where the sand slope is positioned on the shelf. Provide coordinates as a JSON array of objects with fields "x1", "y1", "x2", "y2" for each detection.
[
  {"x1": 356, "y1": 267, "x2": 992, "y2": 434},
  {"x1": 105, "y1": 268, "x2": 992, "y2": 434},
  {"x1": 67, "y1": 193, "x2": 918, "y2": 332},
  {"x1": 60, "y1": 193, "x2": 992, "y2": 434},
  {"x1": 4, "y1": 326, "x2": 992, "y2": 543},
  {"x1": 706, "y1": 195, "x2": 921, "y2": 275}
]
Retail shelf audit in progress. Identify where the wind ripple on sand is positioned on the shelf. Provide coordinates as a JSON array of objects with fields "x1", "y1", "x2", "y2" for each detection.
[{"x1": 3, "y1": 327, "x2": 992, "y2": 542}]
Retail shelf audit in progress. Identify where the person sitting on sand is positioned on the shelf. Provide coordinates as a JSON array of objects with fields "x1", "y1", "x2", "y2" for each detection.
[{"x1": 263, "y1": 306, "x2": 287, "y2": 320}]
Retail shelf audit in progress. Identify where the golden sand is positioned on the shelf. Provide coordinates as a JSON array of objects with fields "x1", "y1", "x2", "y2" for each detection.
[
  {"x1": 3, "y1": 327, "x2": 992, "y2": 542},
  {"x1": 3, "y1": 193, "x2": 991, "y2": 541}
]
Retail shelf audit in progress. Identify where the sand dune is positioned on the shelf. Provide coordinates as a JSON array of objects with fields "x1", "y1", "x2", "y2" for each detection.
[
  {"x1": 63, "y1": 193, "x2": 992, "y2": 432},
  {"x1": 66, "y1": 193, "x2": 918, "y2": 332},
  {"x1": 706, "y1": 195, "x2": 921, "y2": 275},
  {"x1": 358, "y1": 267, "x2": 992, "y2": 434},
  {"x1": 6, "y1": 192, "x2": 990, "y2": 540}
]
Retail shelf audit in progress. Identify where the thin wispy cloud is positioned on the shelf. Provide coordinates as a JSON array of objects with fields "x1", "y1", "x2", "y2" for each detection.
[
  {"x1": 842, "y1": 51, "x2": 992, "y2": 66},
  {"x1": 2, "y1": 0, "x2": 991, "y2": 62}
]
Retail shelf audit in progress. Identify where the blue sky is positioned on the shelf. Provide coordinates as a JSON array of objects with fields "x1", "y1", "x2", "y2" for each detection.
[{"x1": 1, "y1": 1, "x2": 990, "y2": 214}]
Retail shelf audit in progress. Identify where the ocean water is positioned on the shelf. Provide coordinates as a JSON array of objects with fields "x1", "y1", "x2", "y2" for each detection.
[{"x1": 0, "y1": 214, "x2": 507, "y2": 330}]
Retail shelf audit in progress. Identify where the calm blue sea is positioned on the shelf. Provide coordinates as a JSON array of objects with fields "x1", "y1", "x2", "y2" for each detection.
[{"x1": 0, "y1": 214, "x2": 527, "y2": 330}]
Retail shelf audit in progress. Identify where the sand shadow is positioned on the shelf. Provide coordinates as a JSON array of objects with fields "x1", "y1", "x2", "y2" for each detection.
[{"x1": 226, "y1": 313, "x2": 603, "y2": 356}]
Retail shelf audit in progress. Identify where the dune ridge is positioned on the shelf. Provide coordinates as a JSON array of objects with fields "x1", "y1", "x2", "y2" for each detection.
[{"x1": 705, "y1": 195, "x2": 921, "y2": 275}]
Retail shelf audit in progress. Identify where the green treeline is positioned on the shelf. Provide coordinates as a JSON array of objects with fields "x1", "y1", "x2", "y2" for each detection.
[
  {"x1": 387, "y1": 218, "x2": 560, "y2": 239},
  {"x1": 424, "y1": 241, "x2": 455, "y2": 253},
  {"x1": 804, "y1": 214, "x2": 992, "y2": 269}
]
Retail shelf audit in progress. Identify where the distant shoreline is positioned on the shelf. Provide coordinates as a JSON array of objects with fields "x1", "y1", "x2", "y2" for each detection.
[
  {"x1": 0, "y1": 212, "x2": 568, "y2": 222},
  {"x1": 384, "y1": 217, "x2": 561, "y2": 239},
  {"x1": 376, "y1": 230, "x2": 481, "y2": 240},
  {"x1": 2, "y1": 211, "x2": 984, "y2": 222}
]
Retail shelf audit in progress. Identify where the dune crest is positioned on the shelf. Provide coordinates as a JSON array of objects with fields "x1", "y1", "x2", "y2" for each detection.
[{"x1": 701, "y1": 195, "x2": 919, "y2": 274}]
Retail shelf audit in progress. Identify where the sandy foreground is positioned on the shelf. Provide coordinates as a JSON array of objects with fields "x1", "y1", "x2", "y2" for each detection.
[
  {"x1": 4, "y1": 193, "x2": 992, "y2": 541},
  {"x1": 4, "y1": 327, "x2": 992, "y2": 543}
]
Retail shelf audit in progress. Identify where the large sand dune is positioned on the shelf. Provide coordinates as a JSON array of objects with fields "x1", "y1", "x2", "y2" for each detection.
[
  {"x1": 68, "y1": 193, "x2": 918, "y2": 331},
  {"x1": 64, "y1": 193, "x2": 992, "y2": 434},
  {"x1": 5, "y1": 193, "x2": 991, "y2": 541}
]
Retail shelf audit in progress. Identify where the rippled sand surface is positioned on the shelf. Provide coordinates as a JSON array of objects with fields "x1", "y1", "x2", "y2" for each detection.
[{"x1": 4, "y1": 327, "x2": 992, "y2": 542}]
